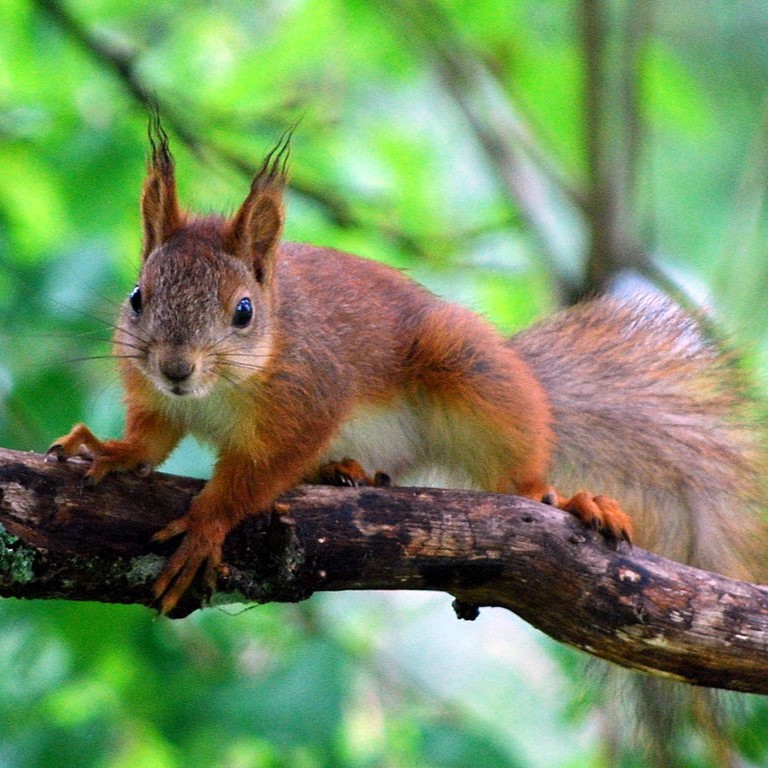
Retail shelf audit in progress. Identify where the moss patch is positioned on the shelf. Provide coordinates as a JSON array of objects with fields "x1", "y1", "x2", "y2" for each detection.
[
  {"x1": 0, "y1": 523, "x2": 36, "y2": 584},
  {"x1": 126, "y1": 554, "x2": 165, "y2": 585}
]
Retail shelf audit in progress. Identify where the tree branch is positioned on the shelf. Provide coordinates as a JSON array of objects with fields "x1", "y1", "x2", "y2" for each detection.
[{"x1": 1, "y1": 447, "x2": 766, "y2": 693}]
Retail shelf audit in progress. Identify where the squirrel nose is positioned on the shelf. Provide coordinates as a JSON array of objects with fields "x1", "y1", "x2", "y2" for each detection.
[{"x1": 160, "y1": 358, "x2": 195, "y2": 384}]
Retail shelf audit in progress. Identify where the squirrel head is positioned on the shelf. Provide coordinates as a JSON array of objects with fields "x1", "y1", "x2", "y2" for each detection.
[{"x1": 117, "y1": 113, "x2": 292, "y2": 400}]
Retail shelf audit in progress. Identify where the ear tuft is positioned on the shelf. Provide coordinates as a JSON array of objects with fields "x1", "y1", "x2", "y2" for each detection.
[
  {"x1": 224, "y1": 125, "x2": 297, "y2": 285},
  {"x1": 252, "y1": 124, "x2": 294, "y2": 191},
  {"x1": 148, "y1": 109, "x2": 174, "y2": 177},
  {"x1": 141, "y1": 109, "x2": 184, "y2": 260}
]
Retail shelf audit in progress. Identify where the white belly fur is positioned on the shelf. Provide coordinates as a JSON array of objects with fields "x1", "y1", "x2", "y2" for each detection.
[{"x1": 321, "y1": 396, "x2": 482, "y2": 490}]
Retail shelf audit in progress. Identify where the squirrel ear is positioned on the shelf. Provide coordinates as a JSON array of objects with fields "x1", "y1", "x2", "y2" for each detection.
[
  {"x1": 224, "y1": 128, "x2": 293, "y2": 285},
  {"x1": 141, "y1": 112, "x2": 183, "y2": 261}
]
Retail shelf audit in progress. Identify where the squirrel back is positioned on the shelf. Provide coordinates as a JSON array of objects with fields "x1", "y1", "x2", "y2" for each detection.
[{"x1": 511, "y1": 295, "x2": 767, "y2": 582}]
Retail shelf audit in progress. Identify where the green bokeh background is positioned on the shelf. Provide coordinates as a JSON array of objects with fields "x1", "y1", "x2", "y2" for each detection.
[{"x1": 2, "y1": 2, "x2": 768, "y2": 766}]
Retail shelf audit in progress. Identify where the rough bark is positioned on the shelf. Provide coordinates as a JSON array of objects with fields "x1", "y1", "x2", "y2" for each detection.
[{"x1": 1, "y1": 446, "x2": 767, "y2": 694}]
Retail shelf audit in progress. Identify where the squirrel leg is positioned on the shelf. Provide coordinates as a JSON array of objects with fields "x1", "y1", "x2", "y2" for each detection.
[
  {"x1": 543, "y1": 488, "x2": 634, "y2": 544},
  {"x1": 152, "y1": 447, "x2": 315, "y2": 614},
  {"x1": 152, "y1": 454, "x2": 395, "y2": 614}
]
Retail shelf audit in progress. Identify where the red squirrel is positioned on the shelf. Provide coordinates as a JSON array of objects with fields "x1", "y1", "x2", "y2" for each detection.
[{"x1": 48, "y1": 117, "x2": 765, "y2": 614}]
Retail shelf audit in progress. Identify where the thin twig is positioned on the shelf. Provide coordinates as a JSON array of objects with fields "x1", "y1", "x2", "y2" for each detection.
[
  {"x1": 579, "y1": 0, "x2": 653, "y2": 298},
  {"x1": 375, "y1": 0, "x2": 591, "y2": 300}
]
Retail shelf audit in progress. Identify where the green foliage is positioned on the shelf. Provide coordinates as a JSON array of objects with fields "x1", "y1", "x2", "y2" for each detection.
[
  {"x1": 0, "y1": 597, "x2": 557, "y2": 768},
  {"x1": 2, "y1": 1, "x2": 768, "y2": 766}
]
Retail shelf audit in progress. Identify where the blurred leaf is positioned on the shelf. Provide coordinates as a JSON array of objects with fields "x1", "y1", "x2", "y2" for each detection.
[{"x1": 0, "y1": 145, "x2": 69, "y2": 259}]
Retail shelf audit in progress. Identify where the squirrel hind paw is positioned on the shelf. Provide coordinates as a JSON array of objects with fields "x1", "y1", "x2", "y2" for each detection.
[
  {"x1": 554, "y1": 490, "x2": 634, "y2": 545},
  {"x1": 311, "y1": 458, "x2": 388, "y2": 488}
]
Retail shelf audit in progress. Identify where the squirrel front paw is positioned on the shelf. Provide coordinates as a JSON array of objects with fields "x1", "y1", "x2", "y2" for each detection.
[
  {"x1": 48, "y1": 422, "x2": 103, "y2": 462},
  {"x1": 152, "y1": 513, "x2": 228, "y2": 615},
  {"x1": 47, "y1": 423, "x2": 153, "y2": 484},
  {"x1": 544, "y1": 488, "x2": 634, "y2": 544}
]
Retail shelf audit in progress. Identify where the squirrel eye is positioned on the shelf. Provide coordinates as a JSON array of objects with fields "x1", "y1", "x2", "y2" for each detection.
[
  {"x1": 232, "y1": 297, "x2": 253, "y2": 328},
  {"x1": 129, "y1": 285, "x2": 142, "y2": 315}
]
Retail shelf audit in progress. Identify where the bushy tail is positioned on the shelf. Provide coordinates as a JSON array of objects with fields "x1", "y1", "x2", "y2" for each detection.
[
  {"x1": 511, "y1": 295, "x2": 767, "y2": 765},
  {"x1": 511, "y1": 294, "x2": 766, "y2": 581}
]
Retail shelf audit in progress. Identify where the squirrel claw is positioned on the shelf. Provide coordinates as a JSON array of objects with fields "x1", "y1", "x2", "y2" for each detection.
[
  {"x1": 134, "y1": 462, "x2": 154, "y2": 478},
  {"x1": 313, "y1": 458, "x2": 369, "y2": 487},
  {"x1": 45, "y1": 444, "x2": 66, "y2": 463}
]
